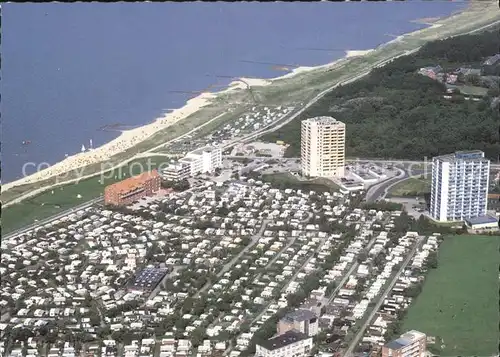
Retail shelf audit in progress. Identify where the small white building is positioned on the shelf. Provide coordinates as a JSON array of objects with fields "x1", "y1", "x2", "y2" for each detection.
[{"x1": 465, "y1": 215, "x2": 498, "y2": 231}]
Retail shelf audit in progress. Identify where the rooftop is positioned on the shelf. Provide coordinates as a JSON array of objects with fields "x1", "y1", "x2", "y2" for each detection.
[
  {"x1": 188, "y1": 146, "x2": 219, "y2": 156},
  {"x1": 282, "y1": 309, "x2": 317, "y2": 322},
  {"x1": 434, "y1": 150, "x2": 487, "y2": 162},
  {"x1": 400, "y1": 330, "x2": 426, "y2": 341},
  {"x1": 129, "y1": 267, "x2": 169, "y2": 291},
  {"x1": 105, "y1": 170, "x2": 159, "y2": 194},
  {"x1": 385, "y1": 330, "x2": 426, "y2": 350},
  {"x1": 465, "y1": 215, "x2": 498, "y2": 225},
  {"x1": 483, "y1": 53, "x2": 500, "y2": 66},
  {"x1": 303, "y1": 116, "x2": 345, "y2": 127},
  {"x1": 385, "y1": 339, "x2": 405, "y2": 350},
  {"x1": 258, "y1": 330, "x2": 309, "y2": 351}
]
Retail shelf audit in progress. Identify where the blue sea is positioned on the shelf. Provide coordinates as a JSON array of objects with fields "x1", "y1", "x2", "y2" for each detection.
[{"x1": 2, "y1": 1, "x2": 466, "y2": 182}]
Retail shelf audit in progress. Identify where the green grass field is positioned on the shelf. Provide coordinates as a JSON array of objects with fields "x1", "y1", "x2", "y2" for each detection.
[
  {"x1": 2, "y1": 156, "x2": 169, "y2": 234},
  {"x1": 260, "y1": 172, "x2": 341, "y2": 193},
  {"x1": 388, "y1": 177, "x2": 431, "y2": 197},
  {"x1": 402, "y1": 235, "x2": 499, "y2": 356}
]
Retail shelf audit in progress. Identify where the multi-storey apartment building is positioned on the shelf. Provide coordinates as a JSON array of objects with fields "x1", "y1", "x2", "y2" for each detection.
[
  {"x1": 382, "y1": 330, "x2": 427, "y2": 357},
  {"x1": 277, "y1": 309, "x2": 319, "y2": 337},
  {"x1": 161, "y1": 146, "x2": 222, "y2": 180},
  {"x1": 160, "y1": 162, "x2": 191, "y2": 181},
  {"x1": 300, "y1": 116, "x2": 345, "y2": 178},
  {"x1": 255, "y1": 330, "x2": 312, "y2": 357},
  {"x1": 430, "y1": 150, "x2": 490, "y2": 221},
  {"x1": 104, "y1": 170, "x2": 161, "y2": 206},
  {"x1": 181, "y1": 146, "x2": 222, "y2": 175}
]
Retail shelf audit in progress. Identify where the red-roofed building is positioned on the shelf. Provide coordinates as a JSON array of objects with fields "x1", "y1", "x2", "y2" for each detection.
[{"x1": 104, "y1": 170, "x2": 161, "y2": 206}]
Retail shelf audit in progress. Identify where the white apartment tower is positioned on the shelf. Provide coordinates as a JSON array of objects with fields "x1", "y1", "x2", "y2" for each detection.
[
  {"x1": 301, "y1": 116, "x2": 345, "y2": 178},
  {"x1": 430, "y1": 150, "x2": 490, "y2": 222}
]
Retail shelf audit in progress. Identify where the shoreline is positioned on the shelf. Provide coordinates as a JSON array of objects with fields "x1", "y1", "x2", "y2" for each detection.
[
  {"x1": 2, "y1": 2, "x2": 498, "y2": 194},
  {"x1": 1, "y1": 48, "x2": 373, "y2": 191}
]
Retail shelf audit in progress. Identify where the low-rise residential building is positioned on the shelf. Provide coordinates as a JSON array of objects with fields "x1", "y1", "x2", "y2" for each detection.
[
  {"x1": 161, "y1": 162, "x2": 191, "y2": 181},
  {"x1": 277, "y1": 309, "x2": 319, "y2": 337},
  {"x1": 382, "y1": 330, "x2": 427, "y2": 357},
  {"x1": 162, "y1": 146, "x2": 222, "y2": 180},
  {"x1": 255, "y1": 330, "x2": 313, "y2": 357}
]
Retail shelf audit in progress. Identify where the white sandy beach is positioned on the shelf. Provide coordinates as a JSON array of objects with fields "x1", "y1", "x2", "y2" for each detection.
[
  {"x1": 0, "y1": 47, "x2": 377, "y2": 192},
  {"x1": 3, "y1": 1, "x2": 491, "y2": 192},
  {"x1": 2, "y1": 93, "x2": 217, "y2": 190}
]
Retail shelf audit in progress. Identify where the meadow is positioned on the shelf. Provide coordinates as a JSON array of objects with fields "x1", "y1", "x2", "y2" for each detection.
[
  {"x1": 2, "y1": 156, "x2": 169, "y2": 234},
  {"x1": 402, "y1": 235, "x2": 499, "y2": 356}
]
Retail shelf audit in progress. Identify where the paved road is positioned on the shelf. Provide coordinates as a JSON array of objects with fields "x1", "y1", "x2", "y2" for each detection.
[
  {"x1": 353, "y1": 159, "x2": 500, "y2": 170},
  {"x1": 248, "y1": 234, "x2": 330, "y2": 327},
  {"x1": 342, "y1": 236, "x2": 425, "y2": 357},
  {"x1": 2, "y1": 197, "x2": 103, "y2": 242},
  {"x1": 229, "y1": 53, "x2": 418, "y2": 149},
  {"x1": 194, "y1": 220, "x2": 270, "y2": 297},
  {"x1": 365, "y1": 169, "x2": 430, "y2": 203},
  {"x1": 319, "y1": 234, "x2": 380, "y2": 310},
  {"x1": 365, "y1": 169, "x2": 407, "y2": 203},
  {"x1": 226, "y1": 157, "x2": 500, "y2": 171}
]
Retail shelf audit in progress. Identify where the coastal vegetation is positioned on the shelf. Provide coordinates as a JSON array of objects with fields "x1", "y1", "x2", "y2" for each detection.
[
  {"x1": 2, "y1": 2, "x2": 499, "y2": 233},
  {"x1": 256, "y1": 172, "x2": 341, "y2": 193},
  {"x1": 402, "y1": 235, "x2": 499, "y2": 356},
  {"x1": 261, "y1": 27, "x2": 500, "y2": 161},
  {"x1": 2, "y1": 156, "x2": 169, "y2": 234}
]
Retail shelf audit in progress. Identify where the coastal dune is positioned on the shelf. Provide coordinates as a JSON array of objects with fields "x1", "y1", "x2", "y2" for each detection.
[
  {"x1": 3, "y1": 0, "x2": 499, "y2": 195},
  {"x1": 2, "y1": 78, "x2": 271, "y2": 192},
  {"x1": 2, "y1": 49, "x2": 375, "y2": 192},
  {"x1": 2, "y1": 93, "x2": 217, "y2": 190}
]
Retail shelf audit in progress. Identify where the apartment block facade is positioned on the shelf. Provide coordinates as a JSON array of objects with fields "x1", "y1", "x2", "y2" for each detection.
[
  {"x1": 430, "y1": 150, "x2": 490, "y2": 221},
  {"x1": 161, "y1": 146, "x2": 222, "y2": 181},
  {"x1": 382, "y1": 330, "x2": 427, "y2": 357},
  {"x1": 104, "y1": 170, "x2": 161, "y2": 206},
  {"x1": 277, "y1": 309, "x2": 319, "y2": 337},
  {"x1": 300, "y1": 116, "x2": 345, "y2": 178}
]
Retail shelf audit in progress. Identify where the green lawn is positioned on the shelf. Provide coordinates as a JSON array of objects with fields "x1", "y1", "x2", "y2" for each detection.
[
  {"x1": 402, "y1": 235, "x2": 500, "y2": 356},
  {"x1": 260, "y1": 172, "x2": 340, "y2": 193},
  {"x1": 1, "y1": 156, "x2": 169, "y2": 234},
  {"x1": 388, "y1": 177, "x2": 431, "y2": 197}
]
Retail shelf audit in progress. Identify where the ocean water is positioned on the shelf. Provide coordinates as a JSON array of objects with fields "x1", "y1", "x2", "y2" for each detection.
[{"x1": 2, "y1": 1, "x2": 466, "y2": 182}]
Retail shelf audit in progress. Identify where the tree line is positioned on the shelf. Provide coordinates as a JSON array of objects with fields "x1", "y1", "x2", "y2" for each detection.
[{"x1": 262, "y1": 26, "x2": 500, "y2": 161}]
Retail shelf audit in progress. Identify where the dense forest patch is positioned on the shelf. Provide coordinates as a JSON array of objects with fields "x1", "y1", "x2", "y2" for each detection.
[{"x1": 262, "y1": 28, "x2": 500, "y2": 160}]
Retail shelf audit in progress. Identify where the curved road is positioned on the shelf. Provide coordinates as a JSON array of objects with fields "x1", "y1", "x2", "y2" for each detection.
[{"x1": 365, "y1": 169, "x2": 427, "y2": 203}]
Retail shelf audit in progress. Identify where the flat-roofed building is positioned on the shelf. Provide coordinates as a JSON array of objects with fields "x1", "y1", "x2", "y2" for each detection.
[
  {"x1": 278, "y1": 309, "x2": 319, "y2": 337},
  {"x1": 128, "y1": 267, "x2": 169, "y2": 293},
  {"x1": 430, "y1": 150, "x2": 489, "y2": 221},
  {"x1": 301, "y1": 116, "x2": 345, "y2": 178},
  {"x1": 256, "y1": 330, "x2": 312, "y2": 357},
  {"x1": 465, "y1": 215, "x2": 499, "y2": 230},
  {"x1": 104, "y1": 170, "x2": 161, "y2": 206},
  {"x1": 161, "y1": 162, "x2": 191, "y2": 181},
  {"x1": 382, "y1": 330, "x2": 426, "y2": 357},
  {"x1": 179, "y1": 146, "x2": 222, "y2": 176}
]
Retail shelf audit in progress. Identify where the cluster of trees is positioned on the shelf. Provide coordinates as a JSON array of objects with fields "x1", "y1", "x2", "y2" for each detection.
[
  {"x1": 161, "y1": 178, "x2": 190, "y2": 191},
  {"x1": 362, "y1": 200, "x2": 403, "y2": 212},
  {"x1": 391, "y1": 211, "x2": 466, "y2": 236},
  {"x1": 262, "y1": 27, "x2": 500, "y2": 161},
  {"x1": 259, "y1": 174, "x2": 337, "y2": 193}
]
